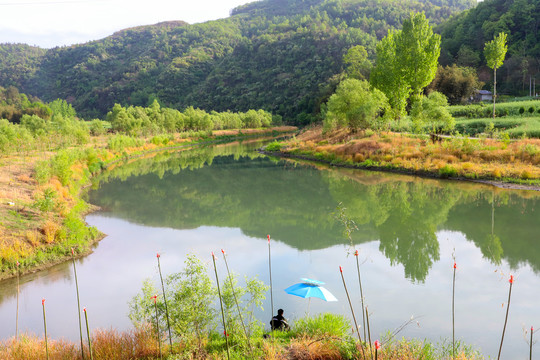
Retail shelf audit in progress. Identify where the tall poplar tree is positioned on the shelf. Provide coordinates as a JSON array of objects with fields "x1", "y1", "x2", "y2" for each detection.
[
  {"x1": 371, "y1": 12, "x2": 441, "y2": 118},
  {"x1": 484, "y1": 33, "x2": 508, "y2": 119}
]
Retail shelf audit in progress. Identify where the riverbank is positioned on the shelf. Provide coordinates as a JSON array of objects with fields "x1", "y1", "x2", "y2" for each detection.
[
  {"x1": 0, "y1": 314, "x2": 484, "y2": 360},
  {"x1": 262, "y1": 126, "x2": 540, "y2": 191},
  {"x1": 0, "y1": 127, "x2": 297, "y2": 280}
]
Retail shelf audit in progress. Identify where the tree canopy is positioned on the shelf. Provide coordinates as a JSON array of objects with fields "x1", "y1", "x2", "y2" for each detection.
[{"x1": 371, "y1": 12, "x2": 441, "y2": 118}]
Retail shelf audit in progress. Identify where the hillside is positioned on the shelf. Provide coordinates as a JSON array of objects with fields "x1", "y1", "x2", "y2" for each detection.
[
  {"x1": 0, "y1": 0, "x2": 475, "y2": 124},
  {"x1": 438, "y1": 0, "x2": 540, "y2": 95}
]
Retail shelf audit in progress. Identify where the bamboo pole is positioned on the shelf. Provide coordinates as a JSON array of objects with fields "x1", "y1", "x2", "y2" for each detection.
[
  {"x1": 340, "y1": 266, "x2": 365, "y2": 358},
  {"x1": 151, "y1": 295, "x2": 162, "y2": 360},
  {"x1": 497, "y1": 275, "x2": 514, "y2": 360},
  {"x1": 221, "y1": 249, "x2": 252, "y2": 351},
  {"x1": 42, "y1": 299, "x2": 49, "y2": 360},
  {"x1": 156, "y1": 253, "x2": 173, "y2": 348},
  {"x1": 452, "y1": 261, "x2": 457, "y2": 360},
  {"x1": 267, "y1": 234, "x2": 274, "y2": 329},
  {"x1": 212, "y1": 252, "x2": 230, "y2": 360},
  {"x1": 16, "y1": 261, "x2": 20, "y2": 341},
  {"x1": 83, "y1": 308, "x2": 94, "y2": 360},
  {"x1": 71, "y1": 248, "x2": 85, "y2": 359},
  {"x1": 354, "y1": 250, "x2": 367, "y2": 340}
]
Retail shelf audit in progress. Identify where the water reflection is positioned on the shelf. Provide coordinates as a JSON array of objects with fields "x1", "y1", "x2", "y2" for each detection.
[{"x1": 86, "y1": 143, "x2": 540, "y2": 283}]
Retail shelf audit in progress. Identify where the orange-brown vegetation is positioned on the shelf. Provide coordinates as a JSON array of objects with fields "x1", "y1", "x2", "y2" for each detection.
[{"x1": 284, "y1": 126, "x2": 540, "y2": 183}]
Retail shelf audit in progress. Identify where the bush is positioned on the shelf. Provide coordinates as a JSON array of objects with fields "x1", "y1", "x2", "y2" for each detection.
[
  {"x1": 265, "y1": 141, "x2": 282, "y2": 152},
  {"x1": 107, "y1": 134, "x2": 142, "y2": 152},
  {"x1": 291, "y1": 313, "x2": 351, "y2": 338}
]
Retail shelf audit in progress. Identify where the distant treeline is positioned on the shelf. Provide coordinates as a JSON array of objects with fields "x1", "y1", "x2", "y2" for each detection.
[
  {"x1": 0, "y1": 0, "x2": 476, "y2": 124},
  {"x1": 0, "y1": 88, "x2": 279, "y2": 154}
]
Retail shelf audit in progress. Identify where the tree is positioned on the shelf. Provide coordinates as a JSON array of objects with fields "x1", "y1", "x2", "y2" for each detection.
[
  {"x1": 484, "y1": 32, "x2": 508, "y2": 119},
  {"x1": 343, "y1": 45, "x2": 371, "y2": 80},
  {"x1": 324, "y1": 78, "x2": 389, "y2": 132},
  {"x1": 427, "y1": 65, "x2": 483, "y2": 105},
  {"x1": 371, "y1": 12, "x2": 441, "y2": 118},
  {"x1": 410, "y1": 92, "x2": 455, "y2": 134}
]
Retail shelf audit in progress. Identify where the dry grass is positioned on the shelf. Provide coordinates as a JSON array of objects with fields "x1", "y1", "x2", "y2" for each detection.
[
  {"x1": 287, "y1": 126, "x2": 540, "y2": 182},
  {"x1": 0, "y1": 326, "x2": 162, "y2": 360}
]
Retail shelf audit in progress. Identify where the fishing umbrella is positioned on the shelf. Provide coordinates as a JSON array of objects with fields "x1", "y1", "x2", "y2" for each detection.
[{"x1": 285, "y1": 278, "x2": 337, "y2": 315}]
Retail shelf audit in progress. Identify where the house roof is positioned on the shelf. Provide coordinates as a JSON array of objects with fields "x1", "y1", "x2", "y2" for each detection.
[{"x1": 475, "y1": 90, "x2": 492, "y2": 95}]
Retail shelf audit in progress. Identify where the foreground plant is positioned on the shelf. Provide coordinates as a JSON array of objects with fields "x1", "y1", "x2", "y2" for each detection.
[{"x1": 497, "y1": 275, "x2": 514, "y2": 360}]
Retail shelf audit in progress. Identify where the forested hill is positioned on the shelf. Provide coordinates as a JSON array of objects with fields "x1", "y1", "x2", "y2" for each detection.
[
  {"x1": 438, "y1": 0, "x2": 540, "y2": 95},
  {"x1": 0, "y1": 0, "x2": 475, "y2": 123}
]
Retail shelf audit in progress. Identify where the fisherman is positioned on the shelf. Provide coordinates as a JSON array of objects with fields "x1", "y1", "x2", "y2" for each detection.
[{"x1": 270, "y1": 309, "x2": 290, "y2": 331}]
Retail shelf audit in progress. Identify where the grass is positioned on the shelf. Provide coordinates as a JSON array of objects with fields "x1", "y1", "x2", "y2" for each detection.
[
  {"x1": 449, "y1": 100, "x2": 540, "y2": 118},
  {"x1": 276, "y1": 126, "x2": 540, "y2": 185},
  {"x1": 0, "y1": 127, "x2": 297, "y2": 279},
  {"x1": 0, "y1": 317, "x2": 485, "y2": 359}
]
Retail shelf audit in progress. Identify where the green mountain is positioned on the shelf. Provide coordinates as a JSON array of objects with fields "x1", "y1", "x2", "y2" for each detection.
[
  {"x1": 438, "y1": 0, "x2": 540, "y2": 95},
  {"x1": 0, "y1": 0, "x2": 475, "y2": 123}
]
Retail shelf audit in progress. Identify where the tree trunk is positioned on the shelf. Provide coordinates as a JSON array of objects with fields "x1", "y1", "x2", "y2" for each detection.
[{"x1": 493, "y1": 67, "x2": 497, "y2": 119}]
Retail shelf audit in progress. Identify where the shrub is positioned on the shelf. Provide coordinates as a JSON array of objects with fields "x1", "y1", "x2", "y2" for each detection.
[
  {"x1": 291, "y1": 313, "x2": 351, "y2": 338},
  {"x1": 439, "y1": 165, "x2": 458, "y2": 178},
  {"x1": 265, "y1": 141, "x2": 282, "y2": 152}
]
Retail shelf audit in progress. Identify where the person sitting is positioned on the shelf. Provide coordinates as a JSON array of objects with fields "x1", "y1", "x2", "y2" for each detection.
[{"x1": 270, "y1": 309, "x2": 290, "y2": 331}]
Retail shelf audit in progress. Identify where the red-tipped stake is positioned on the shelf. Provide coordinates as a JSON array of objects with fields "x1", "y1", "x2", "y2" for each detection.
[
  {"x1": 212, "y1": 252, "x2": 230, "y2": 360},
  {"x1": 42, "y1": 298, "x2": 49, "y2": 360},
  {"x1": 354, "y1": 250, "x2": 367, "y2": 340},
  {"x1": 340, "y1": 266, "x2": 365, "y2": 358},
  {"x1": 452, "y1": 261, "x2": 457, "y2": 360},
  {"x1": 267, "y1": 234, "x2": 274, "y2": 332},
  {"x1": 530, "y1": 326, "x2": 534, "y2": 360},
  {"x1": 151, "y1": 295, "x2": 162, "y2": 360},
  {"x1": 71, "y1": 248, "x2": 85, "y2": 359},
  {"x1": 497, "y1": 275, "x2": 514, "y2": 360},
  {"x1": 374, "y1": 340, "x2": 381, "y2": 360},
  {"x1": 83, "y1": 308, "x2": 94, "y2": 360},
  {"x1": 221, "y1": 249, "x2": 252, "y2": 352},
  {"x1": 156, "y1": 253, "x2": 173, "y2": 349},
  {"x1": 16, "y1": 261, "x2": 20, "y2": 341},
  {"x1": 366, "y1": 307, "x2": 373, "y2": 360}
]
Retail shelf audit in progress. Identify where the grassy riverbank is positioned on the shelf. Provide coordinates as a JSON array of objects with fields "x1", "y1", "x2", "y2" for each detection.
[
  {"x1": 265, "y1": 126, "x2": 540, "y2": 189},
  {"x1": 0, "y1": 315, "x2": 482, "y2": 360},
  {"x1": 0, "y1": 127, "x2": 296, "y2": 280}
]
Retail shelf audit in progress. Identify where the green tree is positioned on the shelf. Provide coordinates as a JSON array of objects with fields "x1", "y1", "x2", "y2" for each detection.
[
  {"x1": 343, "y1": 45, "x2": 371, "y2": 80},
  {"x1": 371, "y1": 12, "x2": 440, "y2": 118},
  {"x1": 484, "y1": 32, "x2": 508, "y2": 119},
  {"x1": 397, "y1": 12, "x2": 441, "y2": 98},
  {"x1": 324, "y1": 78, "x2": 389, "y2": 132},
  {"x1": 410, "y1": 91, "x2": 455, "y2": 134},
  {"x1": 427, "y1": 64, "x2": 483, "y2": 105}
]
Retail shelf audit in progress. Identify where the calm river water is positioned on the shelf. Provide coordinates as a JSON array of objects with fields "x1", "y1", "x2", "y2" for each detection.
[{"x1": 1, "y1": 139, "x2": 539, "y2": 358}]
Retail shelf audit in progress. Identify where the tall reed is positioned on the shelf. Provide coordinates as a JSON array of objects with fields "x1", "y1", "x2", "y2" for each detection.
[
  {"x1": 354, "y1": 250, "x2": 367, "y2": 340},
  {"x1": 452, "y1": 261, "x2": 457, "y2": 360},
  {"x1": 497, "y1": 275, "x2": 514, "y2": 360},
  {"x1": 156, "y1": 253, "x2": 172, "y2": 348},
  {"x1": 212, "y1": 252, "x2": 230, "y2": 360},
  {"x1": 221, "y1": 248, "x2": 252, "y2": 351},
  {"x1": 71, "y1": 248, "x2": 85, "y2": 359},
  {"x1": 83, "y1": 307, "x2": 94, "y2": 360},
  {"x1": 42, "y1": 298, "x2": 49, "y2": 360},
  {"x1": 16, "y1": 261, "x2": 20, "y2": 340},
  {"x1": 339, "y1": 265, "x2": 365, "y2": 358},
  {"x1": 374, "y1": 340, "x2": 381, "y2": 360},
  {"x1": 530, "y1": 326, "x2": 533, "y2": 360},
  {"x1": 151, "y1": 295, "x2": 162, "y2": 360},
  {"x1": 267, "y1": 234, "x2": 274, "y2": 329}
]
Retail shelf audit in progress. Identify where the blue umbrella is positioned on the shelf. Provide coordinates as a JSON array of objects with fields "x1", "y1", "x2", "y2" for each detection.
[{"x1": 284, "y1": 278, "x2": 337, "y2": 302}]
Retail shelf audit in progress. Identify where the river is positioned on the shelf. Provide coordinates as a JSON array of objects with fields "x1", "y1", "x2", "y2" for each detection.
[{"x1": 0, "y1": 139, "x2": 539, "y2": 358}]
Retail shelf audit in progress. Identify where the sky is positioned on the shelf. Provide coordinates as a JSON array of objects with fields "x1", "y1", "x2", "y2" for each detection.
[{"x1": 0, "y1": 0, "x2": 254, "y2": 48}]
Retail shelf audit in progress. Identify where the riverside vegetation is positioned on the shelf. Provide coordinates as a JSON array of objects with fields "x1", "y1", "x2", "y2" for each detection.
[{"x1": 0, "y1": 91, "x2": 293, "y2": 280}]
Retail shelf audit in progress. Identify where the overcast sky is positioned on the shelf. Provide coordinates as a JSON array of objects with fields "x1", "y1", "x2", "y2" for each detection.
[{"x1": 0, "y1": 0, "x2": 254, "y2": 48}]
